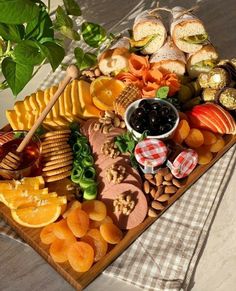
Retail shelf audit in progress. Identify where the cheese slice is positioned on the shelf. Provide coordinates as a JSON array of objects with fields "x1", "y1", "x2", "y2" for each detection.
[
  {"x1": 14, "y1": 101, "x2": 28, "y2": 129},
  {"x1": 43, "y1": 88, "x2": 59, "y2": 128},
  {"x1": 63, "y1": 84, "x2": 74, "y2": 122},
  {"x1": 49, "y1": 86, "x2": 69, "y2": 127},
  {"x1": 71, "y1": 80, "x2": 83, "y2": 117},
  {"x1": 78, "y1": 80, "x2": 101, "y2": 118},
  {"x1": 6, "y1": 110, "x2": 18, "y2": 130},
  {"x1": 36, "y1": 90, "x2": 46, "y2": 113},
  {"x1": 24, "y1": 95, "x2": 35, "y2": 128}
]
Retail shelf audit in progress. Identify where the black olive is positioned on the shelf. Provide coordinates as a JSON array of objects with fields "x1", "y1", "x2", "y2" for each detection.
[
  {"x1": 151, "y1": 102, "x2": 162, "y2": 112},
  {"x1": 149, "y1": 110, "x2": 160, "y2": 130},
  {"x1": 161, "y1": 123, "x2": 173, "y2": 133},
  {"x1": 166, "y1": 113, "x2": 176, "y2": 123},
  {"x1": 160, "y1": 105, "x2": 170, "y2": 117},
  {"x1": 133, "y1": 107, "x2": 146, "y2": 118},
  {"x1": 133, "y1": 121, "x2": 146, "y2": 133},
  {"x1": 139, "y1": 100, "x2": 152, "y2": 113}
]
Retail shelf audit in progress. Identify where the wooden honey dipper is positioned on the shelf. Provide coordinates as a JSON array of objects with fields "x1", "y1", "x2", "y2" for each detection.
[{"x1": 0, "y1": 65, "x2": 80, "y2": 171}]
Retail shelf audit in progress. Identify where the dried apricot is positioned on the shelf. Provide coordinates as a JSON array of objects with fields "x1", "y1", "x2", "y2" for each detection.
[
  {"x1": 100, "y1": 222, "x2": 123, "y2": 244},
  {"x1": 207, "y1": 136, "x2": 225, "y2": 152},
  {"x1": 67, "y1": 241, "x2": 94, "y2": 272},
  {"x1": 53, "y1": 219, "x2": 75, "y2": 240},
  {"x1": 82, "y1": 200, "x2": 107, "y2": 221},
  {"x1": 201, "y1": 130, "x2": 217, "y2": 145},
  {"x1": 62, "y1": 200, "x2": 82, "y2": 219},
  {"x1": 82, "y1": 229, "x2": 108, "y2": 262},
  {"x1": 40, "y1": 223, "x2": 56, "y2": 245},
  {"x1": 173, "y1": 119, "x2": 190, "y2": 144},
  {"x1": 89, "y1": 216, "x2": 113, "y2": 229},
  {"x1": 195, "y1": 146, "x2": 213, "y2": 165},
  {"x1": 49, "y1": 237, "x2": 76, "y2": 263},
  {"x1": 178, "y1": 111, "x2": 189, "y2": 121},
  {"x1": 67, "y1": 208, "x2": 89, "y2": 238},
  {"x1": 185, "y1": 128, "x2": 204, "y2": 148}
]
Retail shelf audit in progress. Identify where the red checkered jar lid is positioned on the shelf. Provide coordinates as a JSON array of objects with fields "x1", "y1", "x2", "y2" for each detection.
[
  {"x1": 167, "y1": 149, "x2": 198, "y2": 179},
  {"x1": 134, "y1": 139, "x2": 167, "y2": 169}
]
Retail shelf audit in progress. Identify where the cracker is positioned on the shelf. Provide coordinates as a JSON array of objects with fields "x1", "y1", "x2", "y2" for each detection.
[
  {"x1": 42, "y1": 148, "x2": 72, "y2": 158},
  {"x1": 43, "y1": 165, "x2": 72, "y2": 177},
  {"x1": 42, "y1": 144, "x2": 71, "y2": 154},
  {"x1": 43, "y1": 152, "x2": 73, "y2": 162},
  {"x1": 44, "y1": 171, "x2": 71, "y2": 183},
  {"x1": 43, "y1": 157, "x2": 73, "y2": 167},
  {"x1": 42, "y1": 159, "x2": 73, "y2": 172},
  {"x1": 41, "y1": 137, "x2": 69, "y2": 145},
  {"x1": 42, "y1": 133, "x2": 70, "y2": 141},
  {"x1": 42, "y1": 141, "x2": 68, "y2": 149},
  {"x1": 42, "y1": 130, "x2": 71, "y2": 138}
]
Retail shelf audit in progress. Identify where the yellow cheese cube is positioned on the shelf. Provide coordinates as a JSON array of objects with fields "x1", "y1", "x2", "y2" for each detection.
[
  {"x1": 50, "y1": 86, "x2": 69, "y2": 127},
  {"x1": 35, "y1": 90, "x2": 46, "y2": 113},
  {"x1": 71, "y1": 80, "x2": 83, "y2": 117},
  {"x1": 14, "y1": 101, "x2": 28, "y2": 129},
  {"x1": 24, "y1": 95, "x2": 35, "y2": 129}
]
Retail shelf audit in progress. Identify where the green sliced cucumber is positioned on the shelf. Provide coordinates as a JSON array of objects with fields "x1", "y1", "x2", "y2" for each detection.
[{"x1": 83, "y1": 183, "x2": 97, "y2": 200}]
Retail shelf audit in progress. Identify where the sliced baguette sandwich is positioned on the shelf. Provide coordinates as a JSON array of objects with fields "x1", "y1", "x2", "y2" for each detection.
[
  {"x1": 132, "y1": 10, "x2": 167, "y2": 54},
  {"x1": 98, "y1": 46, "x2": 130, "y2": 76},
  {"x1": 171, "y1": 6, "x2": 208, "y2": 54},
  {"x1": 187, "y1": 44, "x2": 218, "y2": 78},
  {"x1": 150, "y1": 37, "x2": 186, "y2": 75}
]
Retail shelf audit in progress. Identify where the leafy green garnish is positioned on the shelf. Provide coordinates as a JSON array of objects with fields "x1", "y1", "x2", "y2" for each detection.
[
  {"x1": 155, "y1": 86, "x2": 169, "y2": 99},
  {"x1": 74, "y1": 47, "x2": 97, "y2": 70},
  {"x1": 63, "y1": 0, "x2": 81, "y2": 16},
  {"x1": 81, "y1": 22, "x2": 107, "y2": 48},
  {"x1": 181, "y1": 33, "x2": 208, "y2": 44},
  {"x1": 0, "y1": 23, "x2": 25, "y2": 42},
  {"x1": 114, "y1": 131, "x2": 148, "y2": 169}
]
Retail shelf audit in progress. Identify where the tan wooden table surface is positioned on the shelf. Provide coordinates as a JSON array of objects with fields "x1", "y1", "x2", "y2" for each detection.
[{"x1": 0, "y1": 1, "x2": 236, "y2": 290}]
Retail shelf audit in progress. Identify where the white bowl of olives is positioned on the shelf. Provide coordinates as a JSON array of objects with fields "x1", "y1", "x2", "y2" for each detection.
[{"x1": 124, "y1": 98, "x2": 180, "y2": 140}]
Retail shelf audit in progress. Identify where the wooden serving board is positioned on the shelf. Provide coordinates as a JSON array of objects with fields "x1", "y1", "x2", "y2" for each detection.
[{"x1": 0, "y1": 124, "x2": 235, "y2": 290}]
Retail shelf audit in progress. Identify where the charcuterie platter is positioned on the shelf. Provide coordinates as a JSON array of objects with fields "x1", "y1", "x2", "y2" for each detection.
[{"x1": 1, "y1": 6, "x2": 236, "y2": 291}]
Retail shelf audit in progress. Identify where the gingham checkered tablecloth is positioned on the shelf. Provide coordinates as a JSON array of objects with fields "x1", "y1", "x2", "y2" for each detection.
[{"x1": 1, "y1": 3, "x2": 236, "y2": 289}]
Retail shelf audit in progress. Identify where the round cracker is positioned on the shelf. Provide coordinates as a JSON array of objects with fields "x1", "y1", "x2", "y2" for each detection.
[
  {"x1": 42, "y1": 147, "x2": 72, "y2": 158},
  {"x1": 42, "y1": 144, "x2": 71, "y2": 154},
  {"x1": 43, "y1": 157, "x2": 73, "y2": 167},
  {"x1": 43, "y1": 165, "x2": 72, "y2": 177},
  {"x1": 42, "y1": 133, "x2": 70, "y2": 141},
  {"x1": 42, "y1": 141, "x2": 68, "y2": 149},
  {"x1": 44, "y1": 171, "x2": 71, "y2": 183},
  {"x1": 42, "y1": 136, "x2": 69, "y2": 145},
  {"x1": 42, "y1": 130, "x2": 71, "y2": 138},
  {"x1": 43, "y1": 152, "x2": 73, "y2": 162},
  {"x1": 42, "y1": 159, "x2": 73, "y2": 172}
]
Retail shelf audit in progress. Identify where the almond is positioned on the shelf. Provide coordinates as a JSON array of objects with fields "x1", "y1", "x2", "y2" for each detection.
[
  {"x1": 151, "y1": 201, "x2": 165, "y2": 210},
  {"x1": 172, "y1": 178, "x2": 186, "y2": 188},
  {"x1": 149, "y1": 178, "x2": 156, "y2": 186},
  {"x1": 155, "y1": 174, "x2": 163, "y2": 186},
  {"x1": 150, "y1": 188, "x2": 156, "y2": 198},
  {"x1": 164, "y1": 173, "x2": 173, "y2": 181},
  {"x1": 148, "y1": 207, "x2": 159, "y2": 217},
  {"x1": 163, "y1": 181, "x2": 173, "y2": 186},
  {"x1": 156, "y1": 194, "x2": 170, "y2": 202},
  {"x1": 157, "y1": 167, "x2": 170, "y2": 176},
  {"x1": 157, "y1": 185, "x2": 164, "y2": 195},
  {"x1": 164, "y1": 185, "x2": 178, "y2": 194},
  {"x1": 144, "y1": 173, "x2": 153, "y2": 180},
  {"x1": 143, "y1": 180, "x2": 150, "y2": 194}
]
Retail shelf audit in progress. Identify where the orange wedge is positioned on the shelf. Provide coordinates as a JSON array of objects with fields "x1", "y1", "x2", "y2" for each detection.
[
  {"x1": 0, "y1": 176, "x2": 45, "y2": 190},
  {"x1": 91, "y1": 76, "x2": 125, "y2": 111},
  {"x1": 11, "y1": 204, "x2": 63, "y2": 228}
]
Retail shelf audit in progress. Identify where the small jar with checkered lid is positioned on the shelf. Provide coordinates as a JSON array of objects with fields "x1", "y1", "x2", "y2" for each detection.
[{"x1": 134, "y1": 139, "x2": 168, "y2": 174}]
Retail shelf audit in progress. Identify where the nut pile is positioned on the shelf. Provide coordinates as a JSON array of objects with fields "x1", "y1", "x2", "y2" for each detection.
[
  {"x1": 101, "y1": 139, "x2": 121, "y2": 158},
  {"x1": 143, "y1": 167, "x2": 186, "y2": 217},
  {"x1": 106, "y1": 164, "x2": 126, "y2": 184},
  {"x1": 113, "y1": 193, "x2": 136, "y2": 216},
  {"x1": 93, "y1": 110, "x2": 126, "y2": 134},
  {"x1": 81, "y1": 67, "x2": 101, "y2": 82}
]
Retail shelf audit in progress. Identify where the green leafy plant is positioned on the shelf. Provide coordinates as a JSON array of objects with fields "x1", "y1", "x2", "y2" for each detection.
[
  {"x1": 155, "y1": 86, "x2": 169, "y2": 99},
  {"x1": 0, "y1": 0, "x2": 110, "y2": 96}
]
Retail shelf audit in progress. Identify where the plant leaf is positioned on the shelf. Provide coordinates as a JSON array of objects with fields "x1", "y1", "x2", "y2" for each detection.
[
  {"x1": 63, "y1": 0, "x2": 81, "y2": 16},
  {"x1": 14, "y1": 40, "x2": 45, "y2": 66},
  {"x1": 0, "y1": 23, "x2": 25, "y2": 42},
  {"x1": 0, "y1": 0, "x2": 40, "y2": 24},
  {"x1": 25, "y1": 9, "x2": 54, "y2": 41},
  {"x1": 155, "y1": 86, "x2": 169, "y2": 99},
  {"x1": 74, "y1": 47, "x2": 97, "y2": 70},
  {"x1": 2, "y1": 57, "x2": 33, "y2": 95},
  {"x1": 40, "y1": 42, "x2": 65, "y2": 71},
  {"x1": 81, "y1": 22, "x2": 107, "y2": 48},
  {"x1": 54, "y1": 6, "x2": 73, "y2": 29},
  {"x1": 58, "y1": 26, "x2": 80, "y2": 40}
]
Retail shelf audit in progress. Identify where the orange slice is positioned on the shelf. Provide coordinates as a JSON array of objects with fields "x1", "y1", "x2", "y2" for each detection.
[
  {"x1": 11, "y1": 204, "x2": 62, "y2": 228},
  {"x1": 0, "y1": 176, "x2": 45, "y2": 190},
  {"x1": 91, "y1": 76, "x2": 125, "y2": 111}
]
